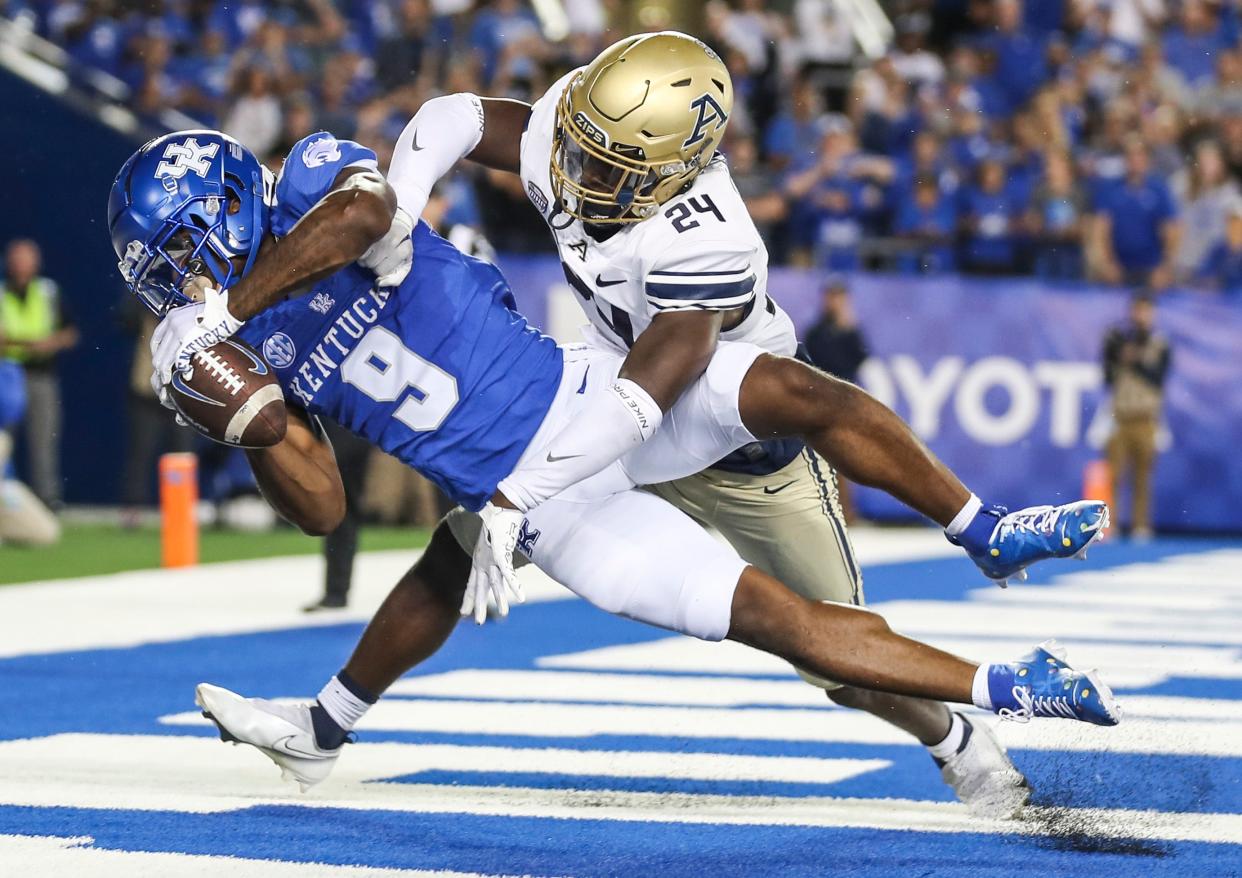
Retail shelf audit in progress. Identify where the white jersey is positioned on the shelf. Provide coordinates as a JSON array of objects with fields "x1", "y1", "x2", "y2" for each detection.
[{"x1": 519, "y1": 71, "x2": 797, "y2": 357}]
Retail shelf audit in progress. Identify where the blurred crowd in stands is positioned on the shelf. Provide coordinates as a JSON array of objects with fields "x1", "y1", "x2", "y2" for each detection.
[{"x1": 6, "y1": 0, "x2": 1242, "y2": 293}]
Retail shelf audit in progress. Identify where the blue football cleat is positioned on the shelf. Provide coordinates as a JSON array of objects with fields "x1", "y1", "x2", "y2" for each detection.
[
  {"x1": 965, "y1": 500, "x2": 1109, "y2": 586},
  {"x1": 988, "y1": 640, "x2": 1122, "y2": 726}
]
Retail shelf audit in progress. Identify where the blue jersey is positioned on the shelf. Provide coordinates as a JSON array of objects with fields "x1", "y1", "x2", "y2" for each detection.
[{"x1": 236, "y1": 132, "x2": 564, "y2": 511}]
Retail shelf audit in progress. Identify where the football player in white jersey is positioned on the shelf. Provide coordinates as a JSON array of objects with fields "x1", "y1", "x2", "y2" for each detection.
[{"x1": 373, "y1": 32, "x2": 1071, "y2": 813}]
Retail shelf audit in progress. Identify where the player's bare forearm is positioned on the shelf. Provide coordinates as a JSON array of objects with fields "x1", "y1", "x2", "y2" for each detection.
[
  {"x1": 246, "y1": 406, "x2": 345, "y2": 536},
  {"x1": 739, "y1": 355, "x2": 970, "y2": 527},
  {"x1": 227, "y1": 169, "x2": 397, "y2": 321},
  {"x1": 619, "y1": 310, "x2": 724, "y2": 410},
  {"x1": 471, "y1": 98, "x2": 533, "y2": 174}
]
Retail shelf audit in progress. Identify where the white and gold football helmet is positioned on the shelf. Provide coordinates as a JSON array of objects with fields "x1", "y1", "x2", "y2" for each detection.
[{"x1": 551, "y1": 31, "x2": 734, "y2": 224}]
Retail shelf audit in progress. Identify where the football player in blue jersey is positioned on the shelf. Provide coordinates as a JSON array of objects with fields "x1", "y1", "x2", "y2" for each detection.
[{"x1": 109, "y1": 129, "x2": 1118, "y2": 801}]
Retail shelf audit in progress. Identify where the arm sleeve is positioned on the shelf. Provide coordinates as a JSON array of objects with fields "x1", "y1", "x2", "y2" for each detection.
[
  {"x1": 644, "y1": 242, "x2": 757, "y2": 313},
  {"x1": 496, "y1": 378, "x2": 664, "y2": 512},
  {"x1": 386, "y1": 93, "x2": 485, "y2": 222}
]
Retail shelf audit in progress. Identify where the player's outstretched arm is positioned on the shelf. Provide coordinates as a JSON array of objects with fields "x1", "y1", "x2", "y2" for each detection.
[
  {"x1": 494, "y1": 310, "x2": 723, "y2": 513},
  {"x1": 226, "y1": 168, "x2": 398, "y2": 322},
  {"x1": 387, "y1": 95, "x2": 531, "y2": 221},
  {"x1": 246, "y1": 405, "x2": 345, "y2": 536}
]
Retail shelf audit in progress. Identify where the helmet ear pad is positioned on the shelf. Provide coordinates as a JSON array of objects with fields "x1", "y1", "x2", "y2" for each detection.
[{"x1": 649, "y1": 137, "x2": 721, "y2": 208}]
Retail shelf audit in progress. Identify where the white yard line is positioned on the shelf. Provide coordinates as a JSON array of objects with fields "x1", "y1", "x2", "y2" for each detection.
[
  {"x1": 0, "y1": 528, "x2": 956, "y2": 659},
  {"x1": 0, "y1": 735, "x2": 1237, "y2": 846},
  {"x1": 159, "y1": 696, "x2": 1237, "y2": 756},
  {"x1": 0, "y1": 835, "x2": 536, "y2": 878}
]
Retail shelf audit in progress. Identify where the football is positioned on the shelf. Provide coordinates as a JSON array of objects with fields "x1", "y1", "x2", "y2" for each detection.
[{"x1": 166, "y1": 339, "x2": 287, "y2": 448}]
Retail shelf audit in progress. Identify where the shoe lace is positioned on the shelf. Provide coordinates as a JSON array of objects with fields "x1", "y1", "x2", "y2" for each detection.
[
  {"x1": 996, "y1": 506, "x2": 1059, "y2": 541},
  {"x1": 998, "y1": 684, "x2": 1078, "y2": 723}
]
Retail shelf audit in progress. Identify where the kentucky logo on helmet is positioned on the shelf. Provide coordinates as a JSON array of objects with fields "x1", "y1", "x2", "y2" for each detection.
[
  {"x1": 682, "y1": 93, "x2": 729, "y2": 149},
  {"x1": 155, "y1": 138, "x2": 219, "y2": 180}
]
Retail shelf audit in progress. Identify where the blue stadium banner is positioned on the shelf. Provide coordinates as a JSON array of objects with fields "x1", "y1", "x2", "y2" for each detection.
[{"x1": 498, "y1": 257, "x2": 1242, "y2": 533}]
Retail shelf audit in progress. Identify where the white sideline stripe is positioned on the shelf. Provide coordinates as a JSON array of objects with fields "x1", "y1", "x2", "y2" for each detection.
[
  {"x1": 0, "y1": 736, "x2": 1238, "y2": 845},
  {"x1": 0, "y1": 834, "x2": 524, "y2": 878},
  {"x1": 0, "y1": 735, "x2": 887, "y2": 797},
  {"x1": 160, "y1": 699, "x2": 1241, "y2": 756},
  {"x1": 0, "y1": 528, "x2": 954, "y2": 659},
  {"x1": 536, "y1": 636, "x2": 1242, "y2": 690},
  {"x1": 0, "y1": 550, "x2": 572, "y2": 659},
  {"x1": 538, "y1": 636, "x2": 1242, "y2": 690},
  {"x1": 385, "y1": 669, "x2": 1242, "y2": 721},
  {"x1": 387, "y1": 670, "x2": 830, "y2": 707},
  {"x1": 879, "y1": 601, "x2": 1242, "y2": 646}
]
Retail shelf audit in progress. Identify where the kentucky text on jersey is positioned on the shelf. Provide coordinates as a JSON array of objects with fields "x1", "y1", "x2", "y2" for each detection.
[
  {"x1": 237, "y1": 131, "x2": 564, "y2": 511},
  {"x1": 285, "y1": 287, "x2": 390, "y2": 406}
]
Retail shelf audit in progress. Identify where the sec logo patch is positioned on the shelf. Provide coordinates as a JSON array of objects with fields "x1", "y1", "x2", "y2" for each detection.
[{"x1": 263, "y1": 332, "x2": 297, "y2": 369}]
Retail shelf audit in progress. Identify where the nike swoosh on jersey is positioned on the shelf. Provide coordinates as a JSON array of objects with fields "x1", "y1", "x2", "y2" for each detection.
[
  {"x1": 595, "y1": 275, "x2": 626, "y2": 287},
  {"x1": 763, "y1": 481, "x2": 796, "y2": 495},
  {"x1": 410, "y1": 129, "x2": 423, "y2": 151},
  {"x1": 546, "y1": 452, "x2": 585, "y2": 463}
]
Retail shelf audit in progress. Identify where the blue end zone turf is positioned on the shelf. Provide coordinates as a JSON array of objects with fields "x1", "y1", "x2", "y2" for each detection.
[{"x1": 0, "y1": 537, "x2": 1239, "y2": 876}]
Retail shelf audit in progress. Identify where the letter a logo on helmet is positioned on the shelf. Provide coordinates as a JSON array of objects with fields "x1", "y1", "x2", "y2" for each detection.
[{"x1": 682, "y1": 93, "x2": 729, "y2": 149}]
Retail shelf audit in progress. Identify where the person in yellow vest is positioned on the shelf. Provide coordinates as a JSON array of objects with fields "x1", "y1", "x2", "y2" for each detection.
[{"x1": 0, "y1": 239, "x2": 79, "y2": 508}]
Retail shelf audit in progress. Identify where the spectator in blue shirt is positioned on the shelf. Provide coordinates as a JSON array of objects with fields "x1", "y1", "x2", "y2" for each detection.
[
  {"x1": 59, "y1": 0, "x2": 125, "y2": 76},
  {"x1": 894, "y1": 176, "x2": 958, "y2": 273},
  {"x1": 784, "y1": 119, "x2": 892, "y2": 265},
  {"x1": 960, "y1": 156, "x2": 1027, "y2": 274},
  {"x1": 1028, "y1": 151, "x2": 1088, "y2": 280},
  {"x1": 468, "y1": 0, "x2": 544, "y2": 87},
  {"x1": 207, "y1": 0, "x2": 271, "y2": 50},
  {"x1": 983, "y1": 0, "x2": 1049, "y2": 114},
  {"x1": 1163, "y1": 0, "x2": 1232, "y2": 87},
  {"x1": 812, "y1": 180, "x2": 865, "y2": 271},
  {"x1": 763, "y1": 77, "x2": 825, "y2": 171},
  {"x1": 1198, "y1": 201, "x2": 1242, "y2": 295},
  {"x1": 1091, "y1": 137, "x2": 1182, "y2": 289},
  {"x1": 946, "y1": 106, "x2": 997, "y2": 175},
  {"x1": 169, "y1": 29, "x2": 232, "y2": 126}
]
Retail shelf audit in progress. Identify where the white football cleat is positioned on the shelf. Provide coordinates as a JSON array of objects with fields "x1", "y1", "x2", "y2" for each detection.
[
  {"x1": 195, "y1": 682, "x2": 342, "y2": 792},
  {"x1": 938, "y1": 713, "x2": 1031, "y2": 819}
]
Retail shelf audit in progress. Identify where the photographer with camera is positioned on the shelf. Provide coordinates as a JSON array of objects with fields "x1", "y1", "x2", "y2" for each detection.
[{"x1": 1102, "y1": 294, "x2": 1172, "y2": 541}]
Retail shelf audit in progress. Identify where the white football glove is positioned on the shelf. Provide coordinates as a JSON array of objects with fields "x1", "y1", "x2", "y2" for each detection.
[
  {"x1": 461, "y1": 502, "x2": 526, "y2": 625},
  {"x1": 150, "y1": 286, "x2": 245, "y2": 390},
  {"x1": 358, "y1": 207, "x2": 414, "y2": 288}
]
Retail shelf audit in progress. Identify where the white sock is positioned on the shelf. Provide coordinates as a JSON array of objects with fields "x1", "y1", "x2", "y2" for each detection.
[
  {"x1": 316, "y1": 675, "x2": 372, "y2": 731},
  {"x1": 971, "y1": 664, "x2": 994, "y2": 711},
  {"x1": 928, "y1": 712, "x2": 967, "y2": 760},
  {"x1": 945, "y1": 493, "x2": 983, "y2": 537}
]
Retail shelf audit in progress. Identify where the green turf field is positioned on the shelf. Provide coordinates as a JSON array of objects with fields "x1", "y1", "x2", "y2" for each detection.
[{"x1": 0, "y1": 523, "x2": 431, "y2": 585}]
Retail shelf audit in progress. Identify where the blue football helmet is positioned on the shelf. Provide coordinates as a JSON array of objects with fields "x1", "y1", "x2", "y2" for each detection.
[{"x1": 107, "y1": 130, "x2": 271, "y2": 316}]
